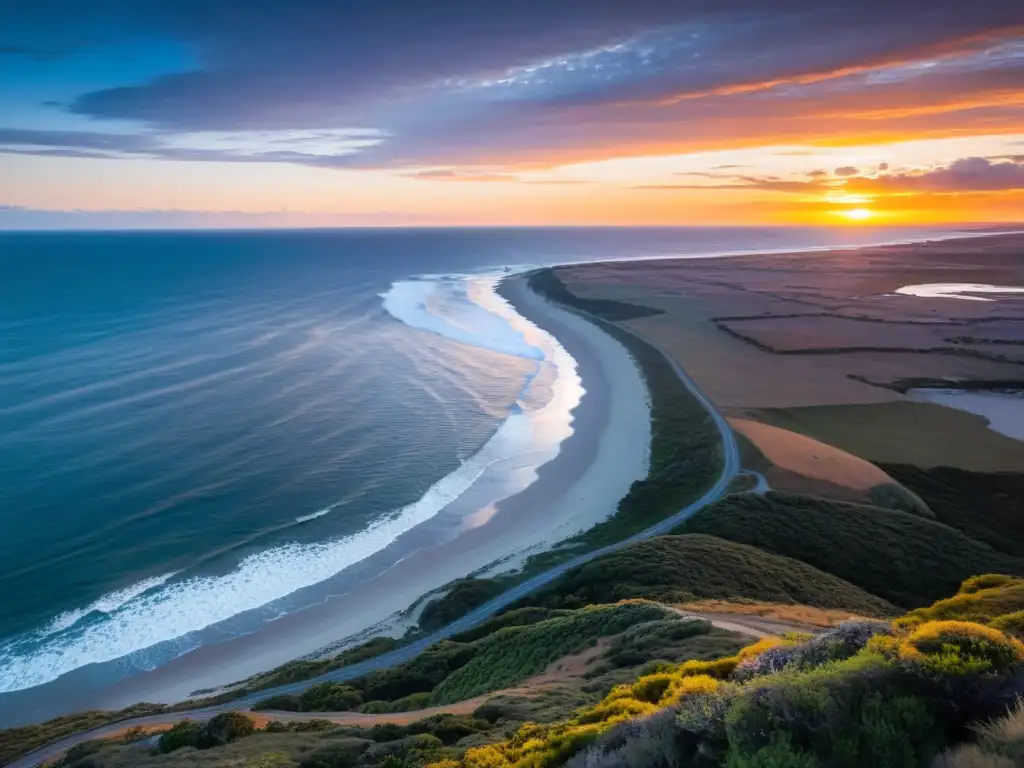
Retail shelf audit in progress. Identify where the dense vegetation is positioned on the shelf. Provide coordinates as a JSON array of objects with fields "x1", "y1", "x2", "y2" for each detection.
[
  {"x1": 432, "y1": 576, "x2": 1024, "y2": 768},
  {"x1": 677, "y1": 491, "x2": 1024, "y2": 608},
  {"x1": 49, "y1": 616, "x2": 751, "y2": 768},
  {"x1": 525, "y1": 269, "x2": 663, "y2": 321},
  {"x1": 517, "y1": 268, "x2": 723, "y2": 555},
  {"x1": 510, "y1": 534, "x2": 896, "y2": 617},
  {"x1": 0, "y1": 704, "x2": 166, "y2": 766},
  {"x1": 254, "y1": 603, "x2": 670, "y2": 714},
  {"x1": 61, "y1": 577, "x2": 1024, "y2": 768},
  {"x1": 419, "y1": 579, "x2": 510, "y2": 632},
  {"x1": 245, "y1": 637, "x2": 403, "y2": 693},
  {"x1": 879, "y1": 464, "x2": 1024, "y2": 557},
  {"x1": 430, "y1": 603, "x2": 668, "y2": 704}
]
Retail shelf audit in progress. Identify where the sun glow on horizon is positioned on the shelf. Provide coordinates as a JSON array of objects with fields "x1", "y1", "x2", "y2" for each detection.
[{"x1": 841, "y1": 207, "x2": 874, "y2": 222}]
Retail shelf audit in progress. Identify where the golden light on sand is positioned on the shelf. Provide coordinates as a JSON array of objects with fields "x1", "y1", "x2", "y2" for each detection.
[{"x1": 841, "y1": 207, "x2": 874, "y2": 221}]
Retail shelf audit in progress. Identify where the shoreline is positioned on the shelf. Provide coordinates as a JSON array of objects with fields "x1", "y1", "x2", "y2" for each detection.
[
  {"x1": 0, "y1": 274, "x2": 651, "y2": 726},
  {"x1": 3, "y1": 226, "x2": 1008, "y2": 729}
]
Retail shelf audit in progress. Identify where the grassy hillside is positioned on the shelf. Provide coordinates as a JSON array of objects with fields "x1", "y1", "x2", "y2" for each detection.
[
  {"x1": 253, "y1": 602, "x2": 671, "y2": 714},
  {"x1": 42, "y1": 577, "x2": 1024, "y2": 768},
  {"x1": 511, "y1": 533, "x2": 896, "y2": 617},
  {"x1": 429, "y1": 603, "x2": 668, "y2": 705},
  {"x1": 434, "y1": 575, "x2": 1024, "y2": 768},
  {"x1": 677, "y1": 491, "x2": 1024, "y2": 608},
  {"x1": 878, "y1": 464, "x2": 1024, "y2": 556},
  {"x1": 0, "y1": 704, "x2": 166, "y2": 767}
]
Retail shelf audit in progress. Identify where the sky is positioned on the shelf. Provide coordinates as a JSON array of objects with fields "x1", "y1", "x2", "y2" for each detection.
[{"x1": 1, "y1": 0, "x2": 1023, "y2": 228}]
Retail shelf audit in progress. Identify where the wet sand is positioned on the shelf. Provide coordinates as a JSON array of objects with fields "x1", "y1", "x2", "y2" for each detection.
[{"x1": 3, "y1": 276, "x2": 650, "y2": 721}]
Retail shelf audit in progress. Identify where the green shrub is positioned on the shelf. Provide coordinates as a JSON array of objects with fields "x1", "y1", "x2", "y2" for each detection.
[
  {"x1": 962, "y1": 575, "x2": 1020, "y2": 595},
  {"x1": 202, "y1": 711, "x2": 255, "y2": 747},
  {"x1": 57, "y1": 740, "x2": 105, "y2": 766},
  {"x1": 897, "y1": 578, "x2": 1024, "y2": 630},
  {"x1": 362, "y1": 733, "x2": 445, "y2": 765},
  {"x1": 724, "y1": 732, "x2": 820, "y2": 768},
  {"x1": 358, "y1": 692, "x2": 432, "y2": 713},
  {"x1": 420, "y1": 579, "x2": 509, "y2": 631},
  {"x1": 990, "y1": 611, "x2": 1024, "y2": 639},
  {"x1": 253, "y1": 693, "x2": 304, "y2": 711},
  {"x1": 899, "y1": 621, "x2": 1024, "y2": 675},
  {"x1": 158, "y1": 720, "x2": 205, "y2": 753},
  {"x1": 449, "y1": 607, "x2": 562, "y2": 644},
  {"x1": 300, "y1": 683, "x2": 364, "y2": 712},
  {"x1": 298, "y1": 737, "x2": 372, "y2": 768},
  {"x1": 430, "y1": 603, "x2": 667, "y2": 704},
  {"x1": 353, "y1": 640, "x2": 478, "y2": 703},
  {"x1": 630, "y1": 673, "x2": 675, "y2": 704}
]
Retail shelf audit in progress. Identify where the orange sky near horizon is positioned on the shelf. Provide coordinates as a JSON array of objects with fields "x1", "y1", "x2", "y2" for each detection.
[
  {"x1": 6, "y1": 132, "x2": 1022, "y2": 227},
  {"x1": 2, "y1": 7, "x2": 1023, "y2": 228}
]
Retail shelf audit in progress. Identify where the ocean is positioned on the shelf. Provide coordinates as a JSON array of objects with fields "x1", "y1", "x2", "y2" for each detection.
[{"x1": 0, "y1": 226, "x2": 947, "y2": 702}]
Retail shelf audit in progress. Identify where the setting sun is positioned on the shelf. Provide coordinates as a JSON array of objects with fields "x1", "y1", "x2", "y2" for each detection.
[{"x1": 841, "y1": 208, "x2": 874, "y2": 222}]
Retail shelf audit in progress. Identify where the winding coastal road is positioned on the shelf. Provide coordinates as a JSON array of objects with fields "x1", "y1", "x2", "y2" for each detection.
[{"x1": 8, "y1": 311, "x2": 741, "y2": 768}]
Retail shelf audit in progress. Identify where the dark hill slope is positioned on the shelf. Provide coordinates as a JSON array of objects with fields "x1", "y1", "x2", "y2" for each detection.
[
  {"x1": 516, "y1": 533, "x2": 896, "y2": 617},
  {"x1": 678, "y1": 491, "x2": 1024, "y2": 608}
]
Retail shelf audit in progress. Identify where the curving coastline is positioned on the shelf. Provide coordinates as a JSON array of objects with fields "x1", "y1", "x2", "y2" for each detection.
[
  {"x1": 0, "y1": 272, "x2": 652, "y2": 729},
  {"x1": 4, "y1": 272, "x2": 740, "y2": 768}
]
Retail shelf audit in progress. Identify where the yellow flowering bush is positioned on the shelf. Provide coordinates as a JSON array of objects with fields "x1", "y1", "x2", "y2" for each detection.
[{"x1": 899, "y1": 620, "x2": 1024, "y2": 675}]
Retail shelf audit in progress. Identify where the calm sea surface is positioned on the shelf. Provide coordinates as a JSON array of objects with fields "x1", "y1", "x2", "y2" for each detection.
[{"x1": 0, "y1": 226, "x2": 947, "y2": 696}]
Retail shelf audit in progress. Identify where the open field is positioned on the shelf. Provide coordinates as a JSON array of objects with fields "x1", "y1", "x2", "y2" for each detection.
[
  {"x1": 752, "y1": 400, "x2": 1024, "y2": 471},
  {"x1": 555, "y1": 233, "x2": 1024, "y2": 471},
  {"x1": 727, "y1": 417, "x2": 905, "y2": 503}
]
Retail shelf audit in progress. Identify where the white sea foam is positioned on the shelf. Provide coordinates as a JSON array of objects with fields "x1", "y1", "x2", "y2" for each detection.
[
  {"x1": 295, "y1": 506, "x2": 334, "y2": 523},
  {"x1": 0, "y1": 272, "x2": 579, "y2": 695},
  {"x1": 895, "y1": 283, "x2": 1024, "y2": 301},
  {"x1": 37, "y1": 573, "x2": 177, "y2": 638},
  {"x1": 381, "y1": 278, "x2": 543, "y2": 360},
  {"x1": 0, "y1": 407, "x2": 537, "y2": 692}
]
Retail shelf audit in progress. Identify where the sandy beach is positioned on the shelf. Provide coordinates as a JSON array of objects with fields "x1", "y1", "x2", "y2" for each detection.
[{"x1": 1, "y1": 275, "x2": 650, "y2": 723}]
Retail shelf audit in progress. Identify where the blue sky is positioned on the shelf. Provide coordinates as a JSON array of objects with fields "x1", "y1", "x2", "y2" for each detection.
[{"x1": 1, "y1": 1, "x2": 1023, "y2": 226}]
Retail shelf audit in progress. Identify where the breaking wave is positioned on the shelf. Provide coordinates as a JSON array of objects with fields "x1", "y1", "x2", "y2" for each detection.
[{"x1": 0, "y1": 272, "x2": 577, "y2": 695}]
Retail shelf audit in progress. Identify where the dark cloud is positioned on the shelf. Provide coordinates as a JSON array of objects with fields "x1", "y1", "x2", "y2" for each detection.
[
  {"x1": 808, "y1": 169, "x2": 828, "y2": 178},
  {"x1": 5, "y1": 1, "x2": 1024, "y2": 170},
  {"x1": 847, "y1": 156, "x2": 1024, "y2": 192},
  {"x1": 834, "y1": 166, "x2": 860, "y2": 176},
  {"x1": 645, "y1": 156, "x2": 1024, "y2": 196},
  {"x1": 66, "y1": 4, "x2": 1024, "y2": 126},
  {"x1": 879, "y1": 162, "x2": 890, "y2": 171}
]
